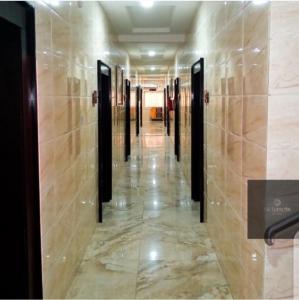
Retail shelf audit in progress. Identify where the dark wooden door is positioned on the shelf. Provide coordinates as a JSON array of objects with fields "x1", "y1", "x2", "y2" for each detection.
[
  {"x1": 125, "y1": 79, "x2": 131, "y2": 161},
  {"x1": 166, "y1": 85, "x2": 170, "y2": 136},
  {"x1": 140, "y1": 88, "x2": 143, "y2": 127},
  {"x1": 97, "y1": 61, "x2": 112, "y2": 222},
  {"x1": 191, "y1": 58, "x2": 205, "y2": 222},
  {"x1": 0, "y1": 2, "x2": 42, "y2": 298},
  {"x1": 174, "y1": 78, "x2": 181, "y2": 161},
  {"x1": 136, "y1": 86, "x2": 140, "y2": 136},
  {"x1": 163, "y1": 87, "x2": 166, "y2": 127}
]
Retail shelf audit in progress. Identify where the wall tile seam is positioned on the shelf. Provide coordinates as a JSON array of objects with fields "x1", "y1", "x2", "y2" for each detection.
[
  {"x1": 268, "y1": 92, "x2": 299, "y2": 97},
  {"x1": 43, "y1": 222, "x2": 97, "y2": 298},
  {"x1": 206, "y1": 176, "x2": 225, "y2": 194},
  {"x1": 209, "y1": 224, "x2": 263, "y2": 266},
  {"x1": 39, "y1": 151, "x2": 96, "y2": 204},
  {"x1": 41, "y1": 198, "x2": 85, "y2": 257},
  {"x1": 38, "y1": 122, "x2": 98, "y2": 144},
  {"x1": 33, "y1": 2, "x2": 63, "y2": 37},
  {"x1": 204, "y1": 236, "x2": 255, "y2": 298},
  {"x1": 39, "y1": 163, "x2": 87, "y2": 201},
  {"x1": 187, "y1": 4, "x2": 263, "y2": 62},
  {"x1": 40, "y1": 176, "x2": 96, "y2": 238},
  {"x1": 264, "y1": 2, "x2": 272, "y2": 184},
  {"x1": 38, "y1": 59, "x2": 98, "y2": 73},
  {"x1": 219, "y1": 128, "x2": 268, "y2": 150},
  {"x1": 42, "y1": 211, "x2": 89, "y2": 268}
]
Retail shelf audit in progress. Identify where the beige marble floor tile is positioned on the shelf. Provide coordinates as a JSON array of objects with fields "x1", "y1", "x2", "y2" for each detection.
[
  {"x1": 66, "y1": 259, "x2": 138, "y2": 299},
  {"x1": 136, "y1": 259, "x2": 231, "y2": 299},
  {"x1": 66, "y1": 122, "x2": 231, "y2": 299}
]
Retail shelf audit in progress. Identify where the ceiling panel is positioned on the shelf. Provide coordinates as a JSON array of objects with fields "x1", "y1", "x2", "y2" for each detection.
[
  {"x1": 127, "y1": 6, "x2": 174, "y2": 28},
  {"x1": 99, "y1": 1, "x2": 200, "y2": 74}
]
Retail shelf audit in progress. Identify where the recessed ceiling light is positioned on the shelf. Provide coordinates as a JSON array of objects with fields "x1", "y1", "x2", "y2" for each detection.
[
  {"x1": 150, "y1": 66, "x2": 156, "y2": 71},
  {"x1": 252, "y1": 0, "x2": 268, "y2": 5},
  {"x1": 148, "y1": 50, "x2": 156, "y2": 57},
  {"x1": 45, "y1": 0, "x2": 60, "y2": 6},
  {"x1": 253, "y1": 47, "x2": 261, "y2": 53},
  {"x1": 140, "y1": 0, "x2": 154, "y2": 8}
]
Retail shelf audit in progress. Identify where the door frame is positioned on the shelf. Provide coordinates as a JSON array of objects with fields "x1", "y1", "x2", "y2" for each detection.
[
  {"x1": 97, "y1": 60, "x2": 112, "y2": 222},
  {"x1": 174, "y1": 77, "x2": 181, "y2": 161},
  {"x1": 163, "y1": 87, "x2": 167, "y2": 127},
  {"x1": 136, "y1": 85, "x2": 140, "y2": 136},
  {"x1": 0, "y1": 2, "x2": 43, "y2": 298},
  {"x1": 166, "y1": 85, "x2": 170, "y2": 136},
  {"x1": 191, "y1": 58, "x2": 205, "y2": 222},
  {"x1": 125, "y1": 79, "x2": 131, "y2": 161},
  {"x1": 140, "y1": 87, "x2": 143, "y2": 128}
]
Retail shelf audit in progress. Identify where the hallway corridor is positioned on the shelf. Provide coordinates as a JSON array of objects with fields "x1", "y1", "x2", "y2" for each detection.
[{"x1": 66, "y1": 123, "x2": 231, "y2": 299}]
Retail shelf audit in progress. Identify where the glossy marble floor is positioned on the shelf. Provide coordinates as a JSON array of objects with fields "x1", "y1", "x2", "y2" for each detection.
[{"x1": 66, "y1": 122, "x2": 232, "y2": 299}]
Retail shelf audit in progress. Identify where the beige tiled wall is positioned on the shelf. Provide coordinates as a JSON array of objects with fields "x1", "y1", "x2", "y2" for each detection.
[
  {"x1": 267, "y1": 1, "x2": 299, "y2": 180},
  {"x1": 263, "y1": 2, "x2": 299, "y2": 298},
  {"x1": 34, "y1": 1, "x2": 129, "y2": 298},
  {"x1": 175, "y1": 2, "x2": 270, "y2": 298}
]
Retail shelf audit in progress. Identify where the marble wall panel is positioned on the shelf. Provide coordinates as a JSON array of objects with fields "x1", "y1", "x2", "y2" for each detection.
[
  {"x1": 175, "y1": 1, "x2": 269, "y2": 298},
  {"x1": 264, "y1": 3, "x2": 299, "y2": 298},
  {"x1": 35, "y1": 1, "x2": 130, "y2": 298}
]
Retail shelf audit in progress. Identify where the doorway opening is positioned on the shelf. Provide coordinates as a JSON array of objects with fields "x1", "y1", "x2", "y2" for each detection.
[
  {"x1": 0, "y1": 2, "x2": 42, "y2": 298},
  {"x1": 191, "y1": 58, "x2": 205, "y2": 222}
]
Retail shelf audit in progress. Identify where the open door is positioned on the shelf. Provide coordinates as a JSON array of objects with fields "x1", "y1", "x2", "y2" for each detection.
[
  {"x1": 166, "y1": 85, "x2": 170, "y2": 136},
  {"x1": 174, "y1": 78, "x2": 181, "y2": 161},
  {"x1": 136, "y1": 86, "x2": 140, "y2": 136},
  {"x1": 0, "y1": 2, "x2": 43, "y2": 298},
  {"x1": 125, "y1": 79, "x2": 131, "y2": 161},
  {"x1": 191, "y1": 58, "x2": 205, "y2": 222},
  {"x1": 97, "y1": 60, "x2": 112, "y2": 222}
]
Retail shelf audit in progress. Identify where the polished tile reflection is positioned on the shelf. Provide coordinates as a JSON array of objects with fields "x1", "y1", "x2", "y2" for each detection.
[{"x1": 66, "y1": 122, "x2": 231, "y2": 299}]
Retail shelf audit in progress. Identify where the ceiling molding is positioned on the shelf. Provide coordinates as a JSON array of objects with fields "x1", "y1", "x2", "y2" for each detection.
[
  {"x1": 118, "y1": 34, "x2": 186, "y2": 43},
  {"x1": 132, "y1": 27, "x2": 170, "y2": 33}
]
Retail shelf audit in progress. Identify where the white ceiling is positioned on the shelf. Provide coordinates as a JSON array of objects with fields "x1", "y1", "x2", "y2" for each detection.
[{"x1": 100, "y1": 1, "x2": 199, "y2": 74}]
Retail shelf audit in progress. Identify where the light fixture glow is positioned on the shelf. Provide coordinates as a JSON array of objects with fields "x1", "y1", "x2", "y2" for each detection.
[
  {"x1": 148, "y1": 50, "x2": 156, "y2": 57},
  {"x1": 253, "y1": 47, "x2": 261, "y2": 53},
  {"x1": 150, "y1": 66, "x2": 156, "y2": 71},
  {"x1": 253, "y1": 0, "x2": 268, "y2": 5},
  {"x1": 140, "y1": 0, "x2": 154, "y2": 8},
  {"x1": 45, "y1": 0, "x2": 60, "y2": 6},
  {"x1": 252, "y1": 253, "x2": 257, "y2": 262},
  {"x1": 149, "y1": 250, "x2": 158, "y2": 260}
]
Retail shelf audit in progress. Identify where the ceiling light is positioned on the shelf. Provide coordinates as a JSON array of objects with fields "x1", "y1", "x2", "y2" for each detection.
[
  {"x1": 140, "y1": 0, "x2": 154, "y2": 8},
  {"x1": 253, "y1": 47, "x2": 261, "y2": 53},
  {"x1": 150, "y1": 66, "x2": 156, "y2": 71},
  {"x1": 252, "y1": 0, "x2": 269, "y2": 5},
  {"x1": 45, "y1": 0, "x2": 60, "y2": 6},
  {"x1": 148, "y1": 50, "x2": 156, "y2": 57}
]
